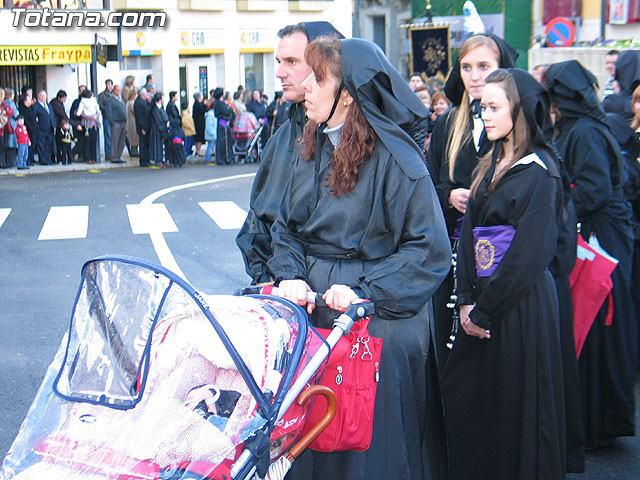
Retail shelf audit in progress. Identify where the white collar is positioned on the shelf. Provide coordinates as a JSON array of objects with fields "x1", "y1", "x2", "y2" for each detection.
[{"x1": 512, "y1": 152, "x2": 547, "y2": 170}]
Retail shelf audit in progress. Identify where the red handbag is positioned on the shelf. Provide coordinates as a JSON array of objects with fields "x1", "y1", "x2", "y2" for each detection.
[{"x1": 303, "y1": 315, "x2": 383, "y2": 452}]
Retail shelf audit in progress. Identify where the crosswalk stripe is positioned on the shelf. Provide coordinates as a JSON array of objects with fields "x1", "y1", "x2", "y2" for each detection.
[
  {"x1": 126, "y1": 203, "x2": 178, "y2": 234},
  {"x1": 199, "y1": 201, "x2": 247, "y2": 230},
  {"x1": 0, "y1": 208, "x2": 10, "y2": 229},
  {"x1": 38, "y1": 206, "x2": 89, "y2": 240}
]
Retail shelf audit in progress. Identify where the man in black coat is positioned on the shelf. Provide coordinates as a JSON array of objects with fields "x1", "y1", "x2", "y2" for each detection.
[
  {"x1": 50, "y1": 90, "x2": 69, "y2": 163},
  {"x1": 33, "y1": 90, "x2": 56, "y2": 165},
  {"x1": 18, "y1": 88, "x2": 37, "y2": 166},
  {"x1": 134, "y1": 87, "x2": 151, "y2": 167}
]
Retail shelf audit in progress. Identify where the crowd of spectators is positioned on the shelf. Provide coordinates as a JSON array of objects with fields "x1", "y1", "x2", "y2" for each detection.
[{"x1": 0, "y1": 74, "x2": 288, "y2": 169}]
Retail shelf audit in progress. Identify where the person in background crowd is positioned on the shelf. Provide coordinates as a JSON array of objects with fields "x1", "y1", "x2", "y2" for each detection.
[
  {"x1": 628, "y1": 86, "x2": 640, "y2": 351},
  {"x1": 181, "y1": 99, "x2": 196, "y2": 158},
  {"x1": 3, "y1": 88, "x2": 19, "y2": 168},
  {"x1": 98, "y1": 79, "x2": 113, "y2": 161},
  {"x1": 33, "y1": 90, "x2": 57, "y2": 165},
  {"x1": 441, "y1": 68, "x2": 566, "y2": 480},
  {"x1": 547, "y1": 59, "x2": 637, "y2": 450},
  {"x1": 0, "y1": 89, "x2": 8, "y2": 168},
  {"x1": 69, "y1": 85, "x2": 86, "y2": 162},
  {"x1": 232, "y1": 90, "x2": 247, "y2": 115},
  {"x1": 271, "y1": 36, "x2": 450, "y2": 480},
  {"x1": 270, "y1": 91, "x2": 290, "y2": 135},
  {"x1": 203, "y1": 104, "x2": 217, "y2": 164},
  {"x1": 415, "y1": 85, "x2": 432, "y2": 109},
  {"x1": 55, "y1": 118, "x2": 73, "y2": 165},
  {"x1": 150, "y1": 91, "x2": 169, "y2": 166},
  {"x1": 50, "y1": 90, "x2": 68, "y2": 164},
  {"x1": 121, "y1": 75, "x2": 136, "y2": 110},
  {"x1": 602, "y1": 49, "x2": 620, "y2": 98},
  {"x1": 235, "y1": 21, "x2": 344, "y2": 286},
  {"x1": 213, "y1": 87, "x2": 234, "y2": 165},
  {"x1": 602, "y1": 50, "x2": 640, "y2": 121},
  {"x1": 125, "y1": 86, "x2": 139, "y2": 158},
  {"x1": 409, "y1": 71, "x2": 425, "y2": 91},
  {"x1": 430, "y1": 91, "x2": 451, "y2": 121},
  {"x1": 146, "y1": 83, "x2": 157, "y2": 97},
  {"x1": 77, "y1": 89, "x2": 101, "y2": 164},
  {"x1": 192, "y1": 92, "x2": 207, "y2": 157},
  {"x1": 246, "y1": 88, "x2": 269, "y2": 146},
  {"x1": 142, "y1": 74, "x2": 154, "y2": 92},
  {"x1": 106, "y1": 84, "x2": 127, "y2": 164},
  {"x1": 134, "y1": 87, "x2": 151, "y2": 167},
  {"x1": 18, "y1": 87, "x2": 36, "y2": 166},
  {"x1": 531, "y1": 64, "x2": 549, "y2": 86},
  {"x1": 224, "y1": 91, "x2": 236, "y2": 116},
  {"x1": 166, "y1": 91, "x2": 181, "y2": 127},
  {"x1": 15, "y1": 114, "x2": 30, "y2": 170},
  {"x1": 426, "y1": 75, "x2": 445, "y2": 93}
]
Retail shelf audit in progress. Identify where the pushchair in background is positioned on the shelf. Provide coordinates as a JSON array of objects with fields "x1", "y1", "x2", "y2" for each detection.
[
  {"x1": 0, "y1": 255, "x2": 373, "y2": 480},
  {"x1": 231, "y1": 113, "x2": 263, "y2": 164}
]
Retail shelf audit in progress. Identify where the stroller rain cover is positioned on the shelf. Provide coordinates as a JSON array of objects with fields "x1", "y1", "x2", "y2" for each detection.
[{"x1": 0, "y1": 256, "x2": 326, "y2": 480}]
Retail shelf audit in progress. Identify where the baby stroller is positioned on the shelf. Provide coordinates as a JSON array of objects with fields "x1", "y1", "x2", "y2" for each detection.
[
  {"x1": 0, "y1": 255, "x2": 373, "y2": 480},
  {"x1": 231, "y1": 113, "x2": 263, "y2": 164}
]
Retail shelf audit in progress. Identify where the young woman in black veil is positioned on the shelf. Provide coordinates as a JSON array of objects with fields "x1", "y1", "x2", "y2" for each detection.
[
  {"x1": 268, "y1": 36, "x2": 451, "y2": 479},
  {"x1": 441, "y1": 69, "x2": 566, "y2": 480},
  {"x1": 547, "y1": 60, "x2": 637, "y2": 449}
]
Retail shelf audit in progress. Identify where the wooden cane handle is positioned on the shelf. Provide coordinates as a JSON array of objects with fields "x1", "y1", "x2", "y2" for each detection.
[{"x1": 287, "y1": 385, "x2": 337, "y2": 460}]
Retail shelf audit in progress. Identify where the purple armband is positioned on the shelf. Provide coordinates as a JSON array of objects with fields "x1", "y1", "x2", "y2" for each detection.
[{"x1": 473, "y1": 225, "x2": 516, "y2": 277}]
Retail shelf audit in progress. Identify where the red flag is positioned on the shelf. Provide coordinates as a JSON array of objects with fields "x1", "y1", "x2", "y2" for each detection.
[{"x1": 569, "y1": 235, "x2": 618, "y2": 358}]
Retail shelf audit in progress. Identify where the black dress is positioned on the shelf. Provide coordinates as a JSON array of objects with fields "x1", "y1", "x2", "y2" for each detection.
[
  {"x1": 441, "y1": 152, "x2": 566, "y2": 480},
  {"x1": 149, "y1": 104, "x2": 168, "y2": 164},
  {"x1": 270, "y1": 134, "x2": 451, "y2": 480},
  {"x1": 192, "y1": 100, "x2": 207, "y2": 143},
  {"x1": 214, "y1": 99, "x2": 234, "y2": 165}
]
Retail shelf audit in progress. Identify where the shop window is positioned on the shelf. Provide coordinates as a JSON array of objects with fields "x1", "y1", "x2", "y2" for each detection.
[
  {"x1": 243, "y1": 53, "x2": 264, "y2": 92},
  {"x1": 123, "y1": 56, "x2": 152, "y2": 70},
  {"x1": 543, "y1": 0, "x2": 581, "y2": 25}
]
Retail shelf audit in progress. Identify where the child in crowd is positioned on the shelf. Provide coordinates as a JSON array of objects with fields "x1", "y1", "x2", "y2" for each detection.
[
  {"x1": 55, "y1": 118, "x2": 74, "y2": 165},
  {"x1": 167, "y1": 121, "x2": 186, "y2": 168},
  {"x1": 204, "y1": 107, "x2": 217, "y2": 164},
  {"x1": 431, "y1": 91, "x2": 452, "y2": 121},
  {"x1": 15, "y1": 115, "x2": 30, "y2": 170}
]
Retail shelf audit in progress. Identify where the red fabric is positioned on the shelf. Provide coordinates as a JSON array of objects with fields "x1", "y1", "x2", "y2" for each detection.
[
  {"x1": 302, "y1": 314, "x2": 382, "y2": 452},
  {"x1": 15, "y1": 124, "x2": 30, "y2": 145},
  {"x1": 569, "y1": 235, "x2": 617, "y2": 358}
]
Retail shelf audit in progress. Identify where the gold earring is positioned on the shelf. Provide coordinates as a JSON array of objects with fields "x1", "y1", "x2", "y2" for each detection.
[{"x1": 343, "y1": 100, "x2": 348, "y2": 106}]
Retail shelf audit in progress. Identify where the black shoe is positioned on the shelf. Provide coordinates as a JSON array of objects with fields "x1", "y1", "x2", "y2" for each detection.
[{"x1": 17, "y1": 166, "x2": 29, "y2": 170}]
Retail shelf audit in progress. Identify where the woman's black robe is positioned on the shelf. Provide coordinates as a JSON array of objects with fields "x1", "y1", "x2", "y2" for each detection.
[
  {"x1": 441, "y1": 152, "x2": 566, "y2": 480},
  {"x1": 149, "y1": 104, "x2": 168, "y2": 164},
  {"x1": 270, "y1": 134, "x2": 451, "y2": 480},
  {"x1": 192, "y1": 100, "x2": 207, "y2": 143},
  {"x1": 555, "y1": 114, "x2": 637, "y2": 446},
  {"x1": 214, "y1": 99, "x2": 234, "y2": 165}
]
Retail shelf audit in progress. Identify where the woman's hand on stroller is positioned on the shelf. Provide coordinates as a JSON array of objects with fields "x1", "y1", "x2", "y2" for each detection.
[
  {"x1": 278, "y1": 279, "x2": 316, "y2": 314},
  {"x1": 323, "y1": 284, "x2": 360, "y2": 313}
]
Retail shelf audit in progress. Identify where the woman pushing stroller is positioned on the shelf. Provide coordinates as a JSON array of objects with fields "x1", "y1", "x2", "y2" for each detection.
[{"x1": 268, "y1": 36, "x2": 450, "y2": 479}]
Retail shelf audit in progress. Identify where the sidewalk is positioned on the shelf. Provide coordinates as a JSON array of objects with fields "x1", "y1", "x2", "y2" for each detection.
[{"x1": 0, "y1": 151, "x2": 210, "y2": 176}]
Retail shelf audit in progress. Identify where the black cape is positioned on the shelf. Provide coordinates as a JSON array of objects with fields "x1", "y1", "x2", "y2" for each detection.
[
  {"x1": 273, "y1": 38, "x2": 451, "y2": 480},
  {"x1": 213, "y1": 99, "x2": 234, "y2": 165},
  {"x1": 235, "y1": 20, "x2": 346, "y2": 284},
  {"x1": 548, "y1": 60, "x2": 637, "y2": 448},
  {"x1": 149, "y1": 103, "x2": 168, "y2": 163},
  {"x1": 192, "y1": 100, "x2": 207, "y2": 143}
]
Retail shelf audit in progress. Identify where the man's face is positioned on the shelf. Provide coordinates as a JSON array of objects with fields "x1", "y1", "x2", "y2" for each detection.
[
  {"x1": 113, "y1": 86, "x2": 121, "y2": 98},
  {"x1": 276, "y1": 31, "x2": 311, "y2": 103},
  {"x1": 605, "y1": 54, "x2": 618, "y2": 77},
  {"x1": 409, "y1": 75, "x2": 424, "y2": 91},
  {"x1": 106, "y1": 81, "x2": 113, "y2": 92},
  {"x1": 37, "y1": 91, "x2": 47, "y2": 103}
]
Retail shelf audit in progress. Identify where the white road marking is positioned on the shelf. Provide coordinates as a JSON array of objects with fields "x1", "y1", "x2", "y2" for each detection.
[
  {"x1": 126, "y1": 203, "x2": 178, "y2": 234},
  {"x1": 0, "y1": 208, "x2": 10, "y2": 228},
  {"x1": 138, "y1": 173, "x2": 256, "y2": 281},
  {"x1": 199, "y1": 201, "x2": 248, "y2": 230},
  {"x1": 38, "y1": 206, "x2": 89, "y2": 240}
]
